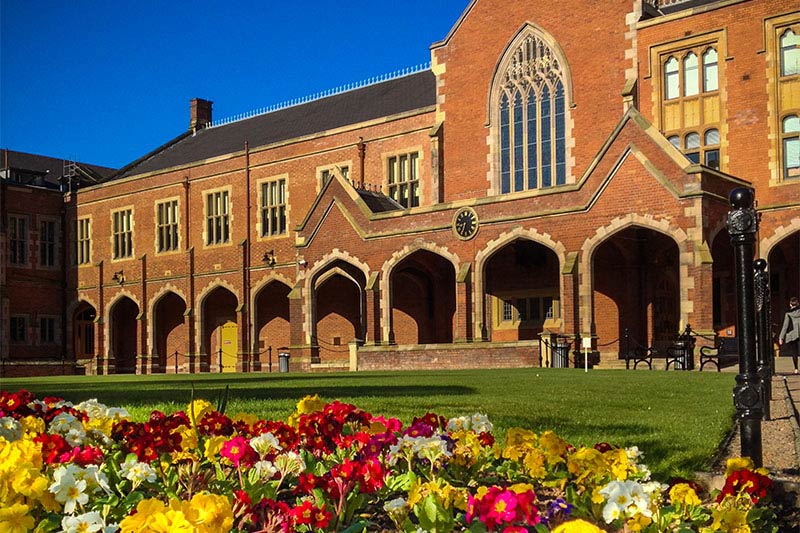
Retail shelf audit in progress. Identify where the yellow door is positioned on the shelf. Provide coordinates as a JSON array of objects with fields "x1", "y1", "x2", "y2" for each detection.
[{"x1": 219, "y1": 321, "x2": 238, "y2": 373}]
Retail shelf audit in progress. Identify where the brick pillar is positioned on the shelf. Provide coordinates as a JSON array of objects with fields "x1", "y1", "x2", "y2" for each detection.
[
  {"x1": 455, "y1": 263, "x2": 472, "y2": 342},
  {"x1": 366, "y1": 272, "x2": 382, "y2": 344},
  {"x1": 561, "y1": 252, "x2": 579, "y2": 335},
  {"x1": 288, "y1": 282, "x2": 310, "y2": 368},
  {"x1": 136, "y1": 313, "x2": 149, "y2": 374},
  {"x1": 690, "y1": 255, "x2": 716, "y2": 349},
  {"x1": 237, "y1": 308, "x2": 248, "y2": 372}
]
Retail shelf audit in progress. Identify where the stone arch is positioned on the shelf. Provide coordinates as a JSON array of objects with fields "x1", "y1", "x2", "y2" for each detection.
[
  {"x1": 251, "y1": 275, "x2": 293, "y2": 367},
  {"x1": 302, "y1": 249, "x2": 370, "y2": 343},
  {"x1": 579, "y1": 213, "x2": 695, "y2": 351},
  {"x1": 197, "y1": 282, "x2": 240, "y2": 372},
  {"x1": 762, "y1": 218, "x2": 800, "y2": 322},
  {"x1": 105, "y1": 291, "x2": 141, "y2": 373},
  {"x1": 581, "y1": 215, "x2": 689, "y2": 353},
  {"x1": 148, "y1": 285, "x2": 188, "y2": 372},
  {"x1": 761, "y1": 216, "x2": 800, "y2": 260},
  {"x1": 379, "y1": 240, "x2": 460, "y2": 337},
  {"x1": 474, "y1": 227, "x2": 566, "y2": 339},
  {"x1": 69, "y1": 297, "x2": 98, "y2": 362},
  {"x1": 103, "y1": 289, "x2": 140, "y2": 361}
]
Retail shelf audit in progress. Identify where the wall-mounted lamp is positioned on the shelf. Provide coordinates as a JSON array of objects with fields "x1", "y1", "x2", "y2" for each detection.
[
  {"x1": 298, "y1": 259, "x2": 308, "y2": 268},
  {"x1": 111, "y1": 270, "x2": 125, "y2": 285},
  {"x1": 263, "y1": 249, "x2": 276, "y2": 267}
]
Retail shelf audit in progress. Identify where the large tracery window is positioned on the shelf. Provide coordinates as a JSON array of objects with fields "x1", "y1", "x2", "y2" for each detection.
[{"x1": 495, "y1": 31, "x2": 569, "y2": 194}]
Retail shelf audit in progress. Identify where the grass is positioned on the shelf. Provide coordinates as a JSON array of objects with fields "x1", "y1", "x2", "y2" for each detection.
[{"x1": 2, "y1": 367, "x2": 736, "y2": 479}]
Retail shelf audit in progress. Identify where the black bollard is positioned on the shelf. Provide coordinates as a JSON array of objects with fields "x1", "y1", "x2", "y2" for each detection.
[
  {"x1": 727, "y1": 187, "x2": 763, "y2": 466},
  {"x1": 754, "y1": 259, "x2": 772, "y2": 421}
]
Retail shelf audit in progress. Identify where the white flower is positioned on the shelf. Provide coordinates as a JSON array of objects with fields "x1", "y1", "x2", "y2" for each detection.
[
  {"x1": 49, "y1": 468, "x2": 88, "y2": 514},
  {"x1": 50, "y1": 412, "x2": 82, "y2": 435},
  {"x1": 446, "y1": 416, "x2": 469, "y2": 432},
  {"x1": 274, "y1": 451, "x2": 305, "y2": 476},
  {"x1": 250, "y1": 432, "x2": 282, "y2": 456},
  {"x1": 384, "y1": 497, "x2": 407, "y2": 513},
  {"x1": 0, "y1": 416, "x2": 23, "y2": 441},
  {"x1": 62, "y1": 511, "x2": 105, "y2": 533},
  {"x1": 81, "y1": 465, "x2": 111, "y2": 494},
  {"x1": 65, "y1": 427, "x2": 87, "y2": 447},
  {"x1": 470, "y1": 413, "x2": 493, "y2": 434},
  {"x1": 119, "y1": 456, "x2": 156, "y2": 485},
  {"x1": 253, "y1": 460, "x2": 279, "y2": 480}
]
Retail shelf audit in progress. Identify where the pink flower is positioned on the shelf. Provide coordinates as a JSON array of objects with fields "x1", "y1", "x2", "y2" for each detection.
[
  {"x1": 221, "y1": 436, "x2": 249, "y2": 466},
  {"x1": 485, "y1": 490, "x2": 518, "y2": 524}
]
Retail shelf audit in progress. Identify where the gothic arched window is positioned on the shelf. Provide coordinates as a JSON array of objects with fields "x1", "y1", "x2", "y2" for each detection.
[{"x1": 494, "y1": 30, "x2": 570, "y2": 194}]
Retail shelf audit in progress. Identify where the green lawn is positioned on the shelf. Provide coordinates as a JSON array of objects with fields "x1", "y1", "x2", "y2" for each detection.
[{"x1": 2, "y1": 368, "x2": 735, "y2": 479}]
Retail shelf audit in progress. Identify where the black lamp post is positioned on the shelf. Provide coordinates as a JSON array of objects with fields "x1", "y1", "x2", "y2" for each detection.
[
  {"x1": 754, "y1": 258, "x2": 772, "y2": 422},
  {"x1": 726, "y1": 187, "x2": 763, "y2": 466}
]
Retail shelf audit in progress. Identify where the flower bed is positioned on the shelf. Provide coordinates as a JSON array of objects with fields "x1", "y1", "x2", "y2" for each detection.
[{"x1": 0, "y1": 389, "x2": 782, "y2": 532}]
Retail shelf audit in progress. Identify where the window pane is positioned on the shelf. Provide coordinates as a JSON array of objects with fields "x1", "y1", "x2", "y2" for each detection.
[
  {"x1": 526, "y1": 88, "x2": 538, "y2": 190},
  {"x1": 540, "y1": 85, "x2": 552, "y2": 187},
  {"x1": 683, "y1": 53, "x2": 699, "y2": 96},
  {"x1": 513, "y1": 93, "x2": 524, "y2": 192},
  {"x1": 685, "y1": 132, "x2": 700, "y2": 149},
  {"x1": 667, "y1": 135, "x2": 680, "y2": 148},
  {"x1": 785, "y1": 137, "x2": 800, "y2": 177},
  {"x1": 502, "y1": 300, "x2": 513, "y2": 321},
  {"x1": 686, "y1": 152, "x2": 700, "y2": 164},
  {"x1": 554, "y1": 81, "x2": 566, "y2": 186},
  {"x1": 705, "y1": 149, "x2": 720, "y2": 169},
  {"x1": 784, "y1": 115, "x2": 800, "y2": 133},
  {"x1": 500, "y1": 93, "x2": 511, "y2": 194},
  {"x1": 704, "y1": 128, "x2": 720, "y2": 145},
  {"x1": 702, "y1": 48, "x2": 718, "y2": 91},
  {"x1": 664, "y1": 57, "x2": 679, "y2": 99},
  {"x1": 781, "y1": 29, "x2": 800, "y2": 77}
]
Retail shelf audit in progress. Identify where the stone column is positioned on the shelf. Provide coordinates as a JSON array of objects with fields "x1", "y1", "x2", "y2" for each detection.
[{"x1": 455, "y1": 263, "x2": 472, "y2": 342}]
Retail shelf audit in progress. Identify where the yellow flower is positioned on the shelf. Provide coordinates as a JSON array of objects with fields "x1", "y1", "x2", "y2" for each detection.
[
  {"x1": 567, "y1": 447, "x2": 609, "y2": 486},
  {"x1": 188, "y1": 399, "x2": 214, "y2": 426},
  {"x1": 669, "y1": 483, "x2": 701, "y2": 507},
  {"x1": 232, "y1": 412, "x2": 258, "y2": 427},
  {"x1": 190, "y1": 493, "x2": 234, "y2": 533},
  {"x1": 120, "y1": 498, "x2": 167, "y2": 531},
  {"x1": 724, "y1": 457, "x2": 754, "y2": 477},
  {"x1": 19, "y1": 416, "x2": 45, "y2": 437},
  {"x1": 0, "y1": 502, "x2": 34, "y2": 533},
  {"x1": 709, "y1": 493, "x2": 752, "y2": 532},
  {"x1": 552, "y1": 518, "x2": 605, "y2": 532},
  {"x1": 203, "y1": 436, "x2": 227, "y2": 463},
  {"x1": 174, "y1": 424, "x2": 198, "y2": 450},
  {"x1": 522, "y1": 448, "x2": 547, "y2": 479},
  {"x1": 288, "y1": 394, "x2": 325, "y2": 426},
  {"x1": 626, "y1": 514, "x2": 653, "y2": 531},
  {"x1": 509, "y1": 482, "x2": 534, "y2": 494},
  {"x1": 539, "y1": 430, "x2": 569, "y2": 465},
  {"x1": 451, "y1": 430, "x2": 482, "y2": 467}
]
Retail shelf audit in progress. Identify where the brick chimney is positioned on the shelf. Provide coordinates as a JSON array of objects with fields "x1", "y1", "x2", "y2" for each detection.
[{"x1": 190, "y1": 98, "x2": 213, "y2": 132}]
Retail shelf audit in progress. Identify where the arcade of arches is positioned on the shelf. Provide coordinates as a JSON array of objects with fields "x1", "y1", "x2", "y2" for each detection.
[{"x1": 70, "y1": 228, "x2": 799, "y2": 373}]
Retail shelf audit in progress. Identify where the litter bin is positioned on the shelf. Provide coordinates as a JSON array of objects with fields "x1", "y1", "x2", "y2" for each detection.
[
  {"x1": 278, "y1": 348, "x2": 290, "y2": 373},
  {"x1": 552, "y1": 338, "x2": 570, "y2": 368}
]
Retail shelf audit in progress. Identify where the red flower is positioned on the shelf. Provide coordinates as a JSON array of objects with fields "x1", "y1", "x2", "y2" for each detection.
[
  {"x1": 290, "y1": 500, "x2": 315, "y2": 526},
  {"x1": 221, "y1": 436, "x2": 256, "y2": 467},
  {"x1": 718, "y1": 468, "x2": 773, "y2": 503},
  {"x1": 34, "y1": 433, "x2": 70, "y2": 464}
]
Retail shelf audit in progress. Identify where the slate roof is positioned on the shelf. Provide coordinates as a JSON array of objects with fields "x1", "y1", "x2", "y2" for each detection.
[
  {"x1": 118, "y1": 70, "x2": 437, "y2": 179},
  {"x1": 355, "y1": 188, "x2": 404, "y2": 213},
  {"x1": 1, "y1": 149, "x2": 116, "y2": 189}
]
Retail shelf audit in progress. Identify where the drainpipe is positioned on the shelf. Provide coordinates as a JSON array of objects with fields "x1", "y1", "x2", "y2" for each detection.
[
  {"x1": 357, "y1": 137, "x2": 366, "y2": 188},
  {"x1": 244, "y1": 142, "x2": 252, "y2": 371}
]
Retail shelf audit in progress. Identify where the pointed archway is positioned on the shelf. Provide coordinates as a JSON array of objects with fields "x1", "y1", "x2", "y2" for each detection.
[
  {"x1": 593, "y1": 226, "x2": 680, "y2": 354},
  {"x1": 109, "y1": 297, "x2": 139, "y2": 374},
  {"x1": 201, "y1": 286, "x2": 238, "y2": 373},
  {"x1": 389, "y1": 250, "x2": 456, "y2": 344},
  {"x1": 483, "y1": 239, "x2": 560, "y2": 341},
  {"x1": 312, "y1": 260, "x2": 366, "y2": 363},
  {"x1": 253, "y1": 281, "x2": 291, "y2": 371},
  {"x1": 152, "y1": 291, "x2": 187, "y2": 373}
]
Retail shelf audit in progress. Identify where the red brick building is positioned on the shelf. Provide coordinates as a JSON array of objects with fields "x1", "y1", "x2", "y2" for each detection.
[{"x1": 5, "y1": 0, "x2": 800, "y2": 375}]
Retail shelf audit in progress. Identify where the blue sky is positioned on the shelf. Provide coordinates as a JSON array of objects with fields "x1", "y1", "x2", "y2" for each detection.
[{"x1": 1, "y1": 1, "x2": 466, "y2": 169}]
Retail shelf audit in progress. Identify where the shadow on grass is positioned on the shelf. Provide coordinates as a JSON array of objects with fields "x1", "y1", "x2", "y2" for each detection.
[{"x1": 19, "y1": 384, "x2": 476, "y2": 408}]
